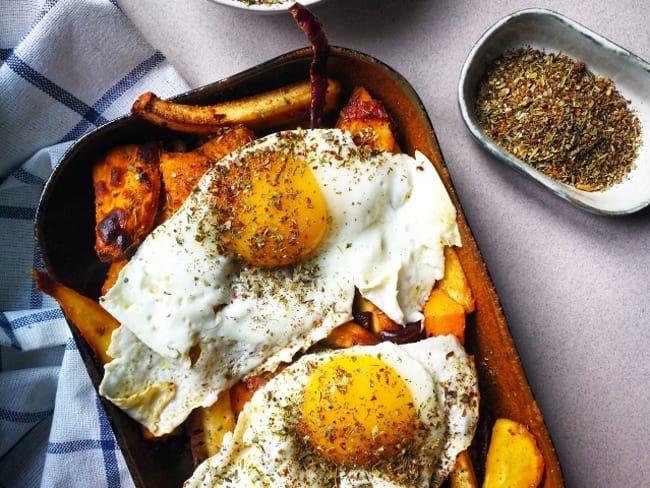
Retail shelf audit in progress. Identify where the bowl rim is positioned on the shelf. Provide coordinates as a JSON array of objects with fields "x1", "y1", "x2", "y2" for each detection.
[
  {"x1": 204, "y1": 0, "x2": 324, "y2": 13},
  {"x1": 457, "y1": 7, "x2": 650, "y2": 216}
]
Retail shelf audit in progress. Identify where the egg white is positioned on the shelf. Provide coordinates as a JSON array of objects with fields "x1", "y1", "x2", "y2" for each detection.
[
  {"x1": 99, "y1": 129, "x2": 460, "y2": 435},
  {"x1": 184, "y1": 336, "x2": 479, "y2": 488}
]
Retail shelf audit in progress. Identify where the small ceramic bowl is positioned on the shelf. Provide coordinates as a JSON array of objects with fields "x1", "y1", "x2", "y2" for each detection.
[
  {"x1": 208, "y1": 0, "x2": 324, "y2": 13},
  {"x1": 458, "y1": 8, "x2": 650, "y2": 215}
]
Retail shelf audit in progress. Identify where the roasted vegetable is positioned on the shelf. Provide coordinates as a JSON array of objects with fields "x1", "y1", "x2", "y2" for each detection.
[
  {"x1": 483, "y1": 418, "x2": 545, "y2": 488},
  {"x1": 438, "y1": 246, "x2": 476, "y2": 314},
  {"x1": 188, "y1": 391, "x2": 235, "y2": 465},
  {"x1": 32, "y1": 270, "x2": 119, "y2": 365},
  {"x1": 132, "y1": 78, "x2": 343, "y2": 134},
  {"x1": 92, "y1": 143, "x2": 161, "y2": 262},
  {"x1": 321, "y1": 320, "x2": 379, "y2": 348},
  {"x1": 422, "y1": 288, "x2": 466, "y2": 345},
  {"x1": 355, "y1": 295, "x2": 401, "y2": 334},
  {"x1": 336, "y1": 85, "x2": 398, "y2": 153},
  {"x1": 101, "y1": 259, "x2": 128, "y2": 296},
  {"x1": 450, "y1": 450, "x2": 479, "y2": 488},
  {"x1": 158, "y1": 125, "x2": 255, "y2": 221}
]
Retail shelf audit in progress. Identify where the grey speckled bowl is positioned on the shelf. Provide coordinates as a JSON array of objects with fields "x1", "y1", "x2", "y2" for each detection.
[{"x1": 458, "y1": 8, "x2": 650, "y2": 215}]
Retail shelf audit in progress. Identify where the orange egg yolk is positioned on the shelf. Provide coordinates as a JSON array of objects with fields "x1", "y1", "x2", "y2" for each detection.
[
  {"x1": 299, "y1": 354, "x2": 419, "y2": 467},
  {"x1": 215, "y1": 148, "x2": 328, "y2": 267}
]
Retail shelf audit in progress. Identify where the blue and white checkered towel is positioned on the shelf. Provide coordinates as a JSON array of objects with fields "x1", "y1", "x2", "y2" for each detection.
[{"x1": 0, "y1": 1, "x2": 189, "y2": 486}]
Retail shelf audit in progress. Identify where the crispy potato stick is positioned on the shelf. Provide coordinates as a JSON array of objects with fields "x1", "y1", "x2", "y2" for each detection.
[
  {"x1": 188, "y1": 391, "x2": 236, "y2": 466},
  {"x1": 483, "y1": 418, "x2": 545, "y2": 488},
  {"x1": 132, "y1": 78, "x2": 343, "y2": 134},
  {"x1": 31, "y1": 270, "x2": 119, "y2": 365},
  {"x1": 437, "y1": 246, "x2": 476, "y2": 314},
  {"x1": 336, "y1": 85, "x2": 398, "y2": 153},
  {"x1": 93, "y1": 143, "x2": 161, "y2": 263},
  {"x1": 449, "y1": 451, "x2": 479, "y2": 488}
]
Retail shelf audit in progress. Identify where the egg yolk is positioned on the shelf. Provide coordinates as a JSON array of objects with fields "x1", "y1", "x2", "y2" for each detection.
[
  {"x1": 215, "y1": 147, "x2": 328, "y2": 267},
  {"x1": 299, "y1": 354, "x2": 419, "y2": 467}
]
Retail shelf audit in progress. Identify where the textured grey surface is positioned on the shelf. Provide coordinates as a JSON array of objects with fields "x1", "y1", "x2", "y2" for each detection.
[{"x1": 118, "y1": 0, "x2": 650, "y2": 486}]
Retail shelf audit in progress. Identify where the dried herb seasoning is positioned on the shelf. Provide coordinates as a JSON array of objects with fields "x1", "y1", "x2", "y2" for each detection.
[{"x1": 475, "y1": 47, "x2": 642, "y2": 191}]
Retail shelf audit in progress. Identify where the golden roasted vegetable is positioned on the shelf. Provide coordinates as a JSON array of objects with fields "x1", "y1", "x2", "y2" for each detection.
[
  {"x1": 31, "y1": 270, "x2": 119, "y2": 365},
  {"x1": 92, "y1": 143, "x2": 161, "y2": 262},
  {"x1": 321, "y1": 320, "x2": 378, "y2": 348},
  {"x1": 437, "y1": 246, "x2": 476, "y2": 314},
  {"x1": 229, "y1": 367, "x2": 284, "y2": 420},
  {"x1": 450, "y1": 451, "x2": 479, "y2": 488},
  {"x1": 188, "y1": 391, "x2": 236, "y2": 465},
  {"x1": 483, "y1": 418, "x2": 545, "y2": 488},
  {"x1": 355, "y1": 295, "x2": 400, "y2": 333},
  {"x1": 132, "y1": 78, "x2": 343, "y2": 133},
  {"x1": 101, "y1": 259, "x2": 128, "y2": 296},
  {"x1": 422, "y1": 288, "x2": 466, "y2": 345},
  {"x1": 158, "y1": 125, "x2": 255, "y2": 221},
  {"x1": 335, "y1": 85, "x2": 398, "y2": 153}
]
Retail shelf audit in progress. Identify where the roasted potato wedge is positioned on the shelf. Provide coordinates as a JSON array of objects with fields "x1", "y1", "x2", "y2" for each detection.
[
  {"x1": 336, "y1": 85, "x2": 398, "y2": 153},
  {"x1": 437, "y1": 246, "x2": 476, "y2": 314},
  {"x1": 321, "y1": 320, "x2": 379, "y2": 348},
  {"x1": 92, "y1": 143, "x2": 161, "y2": 262},
  {"x1": 132, "y1": 78, "x2": 343, "y2": 133},
  {"x1": 32, "y1": 270, "x2": 119, "y2": 365},
  {"x1": 188, "y1": 391, "x2": 236, "y2": 466},
  {"x1": 450, "y1": 451, "x2": 479, "y2": 488},
  {"x1": 483, "y1": 418, "x2": 545, "y2": 488}
]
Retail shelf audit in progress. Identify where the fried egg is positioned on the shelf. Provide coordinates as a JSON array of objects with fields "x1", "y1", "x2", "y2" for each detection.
[
  {"x1": 99, "y1": 128, "x2": 460, "y2": 435},
  {"x1": 184, "y1": 336, "x2": 479, "y2": 488}
]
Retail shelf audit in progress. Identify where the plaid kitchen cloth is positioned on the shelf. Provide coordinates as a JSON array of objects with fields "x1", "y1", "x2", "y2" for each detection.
[{"x1": 0, "y1": 1, "x2": 189, "y2": 486}]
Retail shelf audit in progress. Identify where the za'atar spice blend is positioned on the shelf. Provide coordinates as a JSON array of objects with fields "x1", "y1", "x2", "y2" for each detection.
[{"x1": 475, "y1": 48, "x2": 642, "y2": 191}]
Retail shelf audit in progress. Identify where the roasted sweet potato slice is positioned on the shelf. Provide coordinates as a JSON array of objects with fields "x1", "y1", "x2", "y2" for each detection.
[
  {"x1": 336, "y1": 86, "x2": 398, "y2": 152},
  {"x1": 101, "y1": 259, "x2": 128, "y2": 296},
  {"x1": 158, "y1": 125, "x2": 255, "y2": 221},
  {"x1": 93, "y1": 143, "x2": 161, "y2": 262},
  {"x1": 132, "y1": 78, "x2": 343, "y2": 133}
]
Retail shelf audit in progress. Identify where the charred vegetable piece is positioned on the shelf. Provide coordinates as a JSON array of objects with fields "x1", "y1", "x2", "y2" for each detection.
[
  {"x1": 289, "y1": 2, "x2": 329, "y2": 128},
  {"x1": 32, "y1": 270, "x2": 119, "y2": 365},
  {"x1": 93, "y1": 143, "x2": 161, "y2": 262},
  {"x1": 336, "y1": 85, "x2": 398, "y2": 152},
  {"x1": 132, "y1": 79, "x2": 343, "y2": 134}
]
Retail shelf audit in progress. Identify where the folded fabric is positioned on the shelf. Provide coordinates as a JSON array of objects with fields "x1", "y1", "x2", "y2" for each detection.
[{"x1": 0, "y1": 1, "x2": 189, "y2": 486}]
